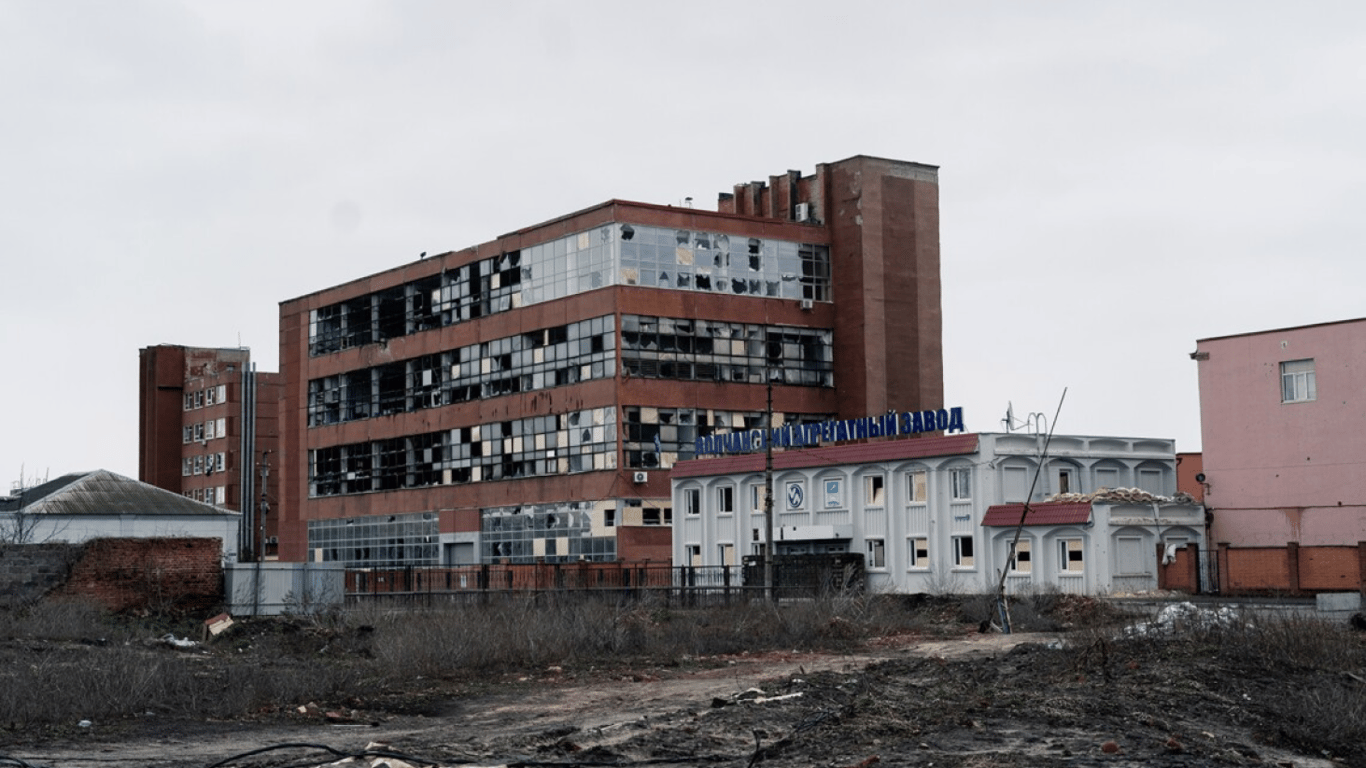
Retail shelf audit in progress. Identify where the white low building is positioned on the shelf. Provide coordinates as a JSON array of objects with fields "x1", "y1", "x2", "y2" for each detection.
[
  {"x1": 670, "y1": 432, "x2": 1204, "y2": 595},
  {"x1": 1, "y1": 470, "x2": 242, "y2": 560}
]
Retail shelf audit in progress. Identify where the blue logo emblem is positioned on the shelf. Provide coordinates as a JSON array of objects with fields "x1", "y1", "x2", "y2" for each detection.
[{"x1": 786, "y1": 483, "x2": 804, "y2": 509}]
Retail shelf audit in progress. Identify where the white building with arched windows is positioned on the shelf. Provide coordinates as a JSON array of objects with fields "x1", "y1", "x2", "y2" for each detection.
[{"x1": 670, "y1": 432, "x2": 1205, "y2": 595}]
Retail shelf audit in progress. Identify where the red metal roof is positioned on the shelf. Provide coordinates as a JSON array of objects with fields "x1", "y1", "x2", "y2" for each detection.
[
  {"x1": 669, "y1": 433, "x2": 980, "y2": 479},
  {"x1": 981, "y1": 502, "x2": 1093, "y2": 527}
]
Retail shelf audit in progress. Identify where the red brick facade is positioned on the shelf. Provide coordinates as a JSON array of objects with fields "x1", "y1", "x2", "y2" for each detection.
[
  {"x1": 55, "y1": 537, "x2": 224, "y2": 614},
  {"x1": 278, "y1": 156, "x2": 944, "y2": 566}
]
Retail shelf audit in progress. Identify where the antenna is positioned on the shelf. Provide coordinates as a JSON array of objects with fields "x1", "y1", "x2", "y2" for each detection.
[{"x1": 994, "y1": 387, "x2": 1068, "y2": 634}]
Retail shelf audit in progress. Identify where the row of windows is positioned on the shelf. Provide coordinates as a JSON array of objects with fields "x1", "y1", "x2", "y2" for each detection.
[
  {"x1": 308, "y1": 513, "x2": 440, "y2": 568},
  {"x1": 618, "y1": 225, "x2": 831, "y2": 302},
  {"x1": 683, "y1": 468, "x2": 972, "y2": 515},
  {"x1": 308, "y1": 407, "x2": 617, "y2": 497},
  {"x1": 860, "y1": 536, "x2": 1084, "y2": 573},
  {"x1": 307, "y1": 316, "x2": 615, "y2": 427},
  {"x1": 308, "y1": 225, "x2": 833, "y2": 357},
  {"x1": 182, "y1": 453, "x2": 226, "y2": 477},
  {"x1": 182, "y1": 487, "x2": 226, "y2": 505},
  {"x1": 624, "y1": 407, "x2": 832, "y2": 469},
  {"x1": 184, "y1": 385, "x2": 227, "y2": 410},
  {"x1": 183, "y1": 418, "x2": 228, "y2": 444},
  {"x1": 482, "y1": 502, "x2": 616, "y2": 564},
  {"x1": 620, "y1": 315, "x2": 834, "y2": 388}
]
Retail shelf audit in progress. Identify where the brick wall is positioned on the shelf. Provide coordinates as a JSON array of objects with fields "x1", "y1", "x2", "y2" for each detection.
[
  {"x1": 0, "y1": 543, "x2": 82, "y2": 609},
  {"x1": 1217, "y1": 541, "x2": 1366, "y2": 596},
  {"x1": 54, "y1": 538, "x2": 224, "y2": 614}
]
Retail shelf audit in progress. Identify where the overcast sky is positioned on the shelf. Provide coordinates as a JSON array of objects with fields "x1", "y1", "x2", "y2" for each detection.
[{"x1": 3, "y1": 1, "x2": 1364, "y2": 486}]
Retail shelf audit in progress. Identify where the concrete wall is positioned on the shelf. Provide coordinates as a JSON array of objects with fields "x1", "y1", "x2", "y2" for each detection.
[{"x1": 0, "y1": 543, "x2": 80, "y2": 608}]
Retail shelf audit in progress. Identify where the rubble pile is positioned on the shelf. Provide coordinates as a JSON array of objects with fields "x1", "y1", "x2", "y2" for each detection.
[{"x1": 1046, "y1": 487, "x2": 1197, "y2": 505}]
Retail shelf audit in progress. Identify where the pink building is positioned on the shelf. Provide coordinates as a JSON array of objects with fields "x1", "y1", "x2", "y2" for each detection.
[{"x1": 1193, "y1": 318, "x2": 1366, "y2": 546}]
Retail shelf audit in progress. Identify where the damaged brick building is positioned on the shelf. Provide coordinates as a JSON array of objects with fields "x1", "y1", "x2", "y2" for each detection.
[
  {"x1": 138, "y1": 345, "x2": 282, "y2": 559},
  {"x1": 275, "y1": 155, "x2": 946, "y2": 567}
]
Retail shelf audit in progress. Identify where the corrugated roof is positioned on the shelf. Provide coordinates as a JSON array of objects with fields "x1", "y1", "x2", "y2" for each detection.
[
  {"x1": 982, "y1": 502, "x2": 1092, "y2": 527},
  {"x1": 5, "y1": 470, "x2": 238, "y2": 518},
  {"x1": 670, "y1": 433, "x2": 980, "y2": 479}
]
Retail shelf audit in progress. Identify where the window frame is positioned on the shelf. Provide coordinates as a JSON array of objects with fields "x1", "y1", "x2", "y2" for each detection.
[
  {"x1": 717, "y1": 485, "x2": 734, "y2": 515},
  {"x1": 683, "y1": 487, "x2": 700, "y2": 517},
  {"x1": 1280, "y1": 358, "x2": 1317, "y2": 403},
  {"x1": 906, "y1": 469, "x2": 927, "y2": 504},
  {"x1": 907, "y1": 536, "x2": 929, "y2": 570},
  {"x1": 952, "y1": 534, "x2": 975, "y2": 569},
  {"x1": 865, "y1": 538, "x2": 886, "y2": 569},
  {"x1": 1058, "y1": 538, "x2": 1085, "y2": 573},
  {"x1": 950, "y1": 467, "x2": 972, "y2": 501},
  {"x1": 1007, "y1": 538, "x2": 1032, "y2": 573},
  {"x1": 864, "y1": 474, "x2": 886, "y2": 507}
]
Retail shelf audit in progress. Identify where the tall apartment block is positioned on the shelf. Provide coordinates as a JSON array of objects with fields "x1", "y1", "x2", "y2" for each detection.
[
  {"x1": 138, "y1": 345, "x2": 283, "y2": 559},
  {"x1": 278, "y1": 155, "x2": 945, "y2": 566}
]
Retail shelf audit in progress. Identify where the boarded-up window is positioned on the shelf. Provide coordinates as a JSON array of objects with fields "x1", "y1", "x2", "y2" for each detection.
[
  {"x1": 718, "y1": 543, "x2": 735, "y2": 566},
  {"x1": 1003, "y1": 466, "x2": 1028, "y2": 502},
  {"x1": 908, "y1": 537, "x2": 929, "y2": 568},
  {"x1": 1059, "y1": 539, "x2": 1084, "y2": 572},
  {"x1": 907, "y1": 470, "x2": 927, "y2": 503},
  {"x1": 1117, "y1": 536, "x2": 1145, "y2": 574},
  {"x1": 1009, "y1": 539, "x2": 1032, "y2": 572}
]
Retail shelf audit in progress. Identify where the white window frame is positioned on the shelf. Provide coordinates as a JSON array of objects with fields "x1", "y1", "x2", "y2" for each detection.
[
  {"x1": 205, "y1": 420, "x2": 216, "y2": 440},
  {"x1": 718, "y1": 542, "x2": 735, "y2": 566},
  {"x1": 1280, "y1": 359, "x2": 1317, "y2": 403},
  {"x1": 950, "y1": 467, "x2": 972, "y2": 501},
  {"x1": 907, "y1": 469, "x2": 927, "y2": 504},
  {"x1": 685, "y1": 544, "x2": 702, "y2": 567},
  {"x1": 683, "y1": 488, "x2": 700, "y2": 516},
  {"x1": 1059, "y1": 538, "x2": 1085, "y2": 573},
  {"x1": 864, "y1": 474, "x2": 885, "y2": 507},
  {"x1": 865, "y1": 538, "x2": 886, "y2": 569},
  {"x1": 717, "y1": 485, "x2": 734, "y2": 515},
  {"x1": 907, "y1": 536, "x2": 929, "y2": 569},
  {"x1": 215, "y1": 453, "x2": 225, "y2": 473},
  {"x1": 1007, "y1": 538, "x2": 1032, "y2": 573},
  {"x1": 952, "y1": 534, "x2": 975, "y2": 568}
]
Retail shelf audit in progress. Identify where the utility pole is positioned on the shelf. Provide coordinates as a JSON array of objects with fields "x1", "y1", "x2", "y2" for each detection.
[
  {"x1": 764, "y1": 379, "x2": 775, "y2": 602},
  {"x1": 258, "y1": 450, "x2": 271, "y2": 563}
]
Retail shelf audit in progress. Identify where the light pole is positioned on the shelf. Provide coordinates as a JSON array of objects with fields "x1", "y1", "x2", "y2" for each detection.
[{"x1": 764, "y1": 378, "x2": 775, "y2": 602}]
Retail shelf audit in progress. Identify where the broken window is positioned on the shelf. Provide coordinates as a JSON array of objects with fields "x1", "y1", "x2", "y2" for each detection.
[
  {"x1": 908, "y1": 537, "x2": 929, "y2": 569},
  {"x1": 953, "y1": 535, "x2": 975, "y2": 568},
  {"x1": 1059, "y1": 538, "x2": 1084, "y2": 573},
  {"x1": 907, "y1": 470, "x2": 927, "y2": 504},
  {"x1": 1008, "y1": 539, "x2": 1032, "y2": 573},
  {"x1": 866, "y1": 539, "x2": 886, "y2": 569},
  {"x1": 950, "y1": 468, "x2": 972, "y2": 501},
  {"x1": 686, "y1": 544, "x2": 702, "y2": 567},
  {"x1": 864, "y1": 475, "x2": 885, "y2": 507}
]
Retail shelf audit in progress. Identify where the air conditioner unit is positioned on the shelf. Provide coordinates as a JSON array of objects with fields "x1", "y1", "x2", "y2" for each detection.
[
  {"x1": 794, "y1": 202, "x2": 810, "y2": 222},
  {"x1": 632, "y1": 471, "x2": 649, "y2": 484},
  {"x1": 267, "y1": 536, "x2": 278, "y2": 545},
  {"x1": 799, "y1": 298, "x2": 814, "y2": 311}
]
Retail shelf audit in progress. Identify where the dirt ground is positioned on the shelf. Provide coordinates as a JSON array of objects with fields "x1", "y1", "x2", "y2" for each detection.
[{"x1": 5, "y1": 602, "x2": 1363, "y2": 768}]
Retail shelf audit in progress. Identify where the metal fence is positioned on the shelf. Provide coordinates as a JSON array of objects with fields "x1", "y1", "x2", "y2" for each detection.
[{"x1": 345, "y1": 555, "x2": 866, "y2": 607}]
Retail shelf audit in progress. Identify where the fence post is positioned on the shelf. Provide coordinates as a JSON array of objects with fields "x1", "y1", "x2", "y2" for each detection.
[
  {"x1": 723, "y1": 564, "x2": 731, "y2": 605},
  {"x1": 1359, "y1": 542, "x2": 1366, "y2": 598},
  {"x1": 1287, "y1": 542, "x2": 1301, "y2": 595}
]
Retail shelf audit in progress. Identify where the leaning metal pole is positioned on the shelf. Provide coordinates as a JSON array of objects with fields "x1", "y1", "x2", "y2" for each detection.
[
  {"x1": 994, "y1": 388, "x2": 1067, "y2": 633},
  {"x1": 764, "y1": 378, "x2": 775, "y2": 603}
]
